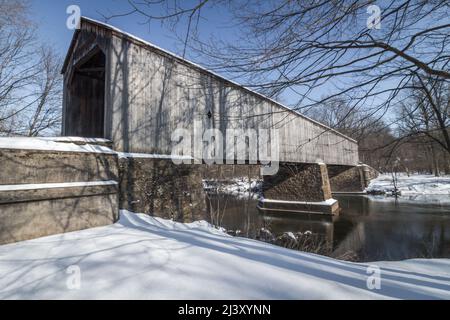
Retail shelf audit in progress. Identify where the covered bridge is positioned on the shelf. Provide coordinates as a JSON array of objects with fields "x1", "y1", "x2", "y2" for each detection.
[
  {"x1": 62, "y1": 17, "x2": 358, "y2": 166},
  {"x1": 62, "y1": 17, "x2": 372, "y2": 216}
]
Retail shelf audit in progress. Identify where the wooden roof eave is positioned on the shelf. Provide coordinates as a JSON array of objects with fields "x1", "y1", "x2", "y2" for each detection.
[{"x1": 61, "y1": 28, "x2": 81, "y2": 75}]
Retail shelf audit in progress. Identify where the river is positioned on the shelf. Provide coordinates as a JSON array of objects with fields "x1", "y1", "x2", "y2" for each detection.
[{"x1": 206, "y1": 194, "x2": 450, "y2": 262}]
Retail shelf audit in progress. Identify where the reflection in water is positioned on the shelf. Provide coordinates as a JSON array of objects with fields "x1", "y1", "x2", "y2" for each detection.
[{"x1": 207, "y1": 194, "x2": 450, "y2": 262}]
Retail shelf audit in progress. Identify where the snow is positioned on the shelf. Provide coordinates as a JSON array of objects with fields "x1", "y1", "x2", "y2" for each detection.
[
  {"x1": 117, "y1": 152, "x2": 193, "y2": 161},
  {"x1": 260, "y1": 198, "x2": 338, "y2": 206},
  {"x1": 0, "y1": 181, "x2": 117, "y2": 192},
  {"x1": 0, "y1": 137, "x2": 115, "y2": 154},
  {"x1": 40, "y1": 137, "x2": 111, "y2": 144},
  {"x1": 0, "y1": 137, "x2": 194, "y2": 162},
  {"x1": 0, "y1": 210, "x2": 449, "y2": 300},
  {"x1": 203, "y1": 178, "x2": 262, "y2": 199},
  {"x1": 365, "y1": 174, "x2": 450, "y2": 205},
  {"x1": 367, "y1": 174, "x2": 450, "y2": 196},
  {"x1": 367, "y1": 173, "x2": 450, "y2": 195}
]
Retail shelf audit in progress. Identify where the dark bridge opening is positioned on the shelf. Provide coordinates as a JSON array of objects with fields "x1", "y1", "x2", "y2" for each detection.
[{"x1": 64, "y1": 48, "x2": 106, "y2": 138}]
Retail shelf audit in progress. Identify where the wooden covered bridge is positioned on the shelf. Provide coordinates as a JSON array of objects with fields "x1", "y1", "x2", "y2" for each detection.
[{"x1": 61, "y1": 17, "x2": 374, "y2": 216}]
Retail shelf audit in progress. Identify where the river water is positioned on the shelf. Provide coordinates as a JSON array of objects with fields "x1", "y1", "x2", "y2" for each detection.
[{"x1": 206, "y1": 194, "x2": 450, "y2": 262}]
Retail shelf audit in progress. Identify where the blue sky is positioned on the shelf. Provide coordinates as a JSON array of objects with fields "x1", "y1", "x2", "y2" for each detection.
[{"x1": 31, "y1": 0, "x2": 233, "y2": 59}]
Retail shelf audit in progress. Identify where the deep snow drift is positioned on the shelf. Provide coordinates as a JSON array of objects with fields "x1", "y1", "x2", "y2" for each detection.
[{"x1": 0, "y1": 211, "x2": 449, "y2": 300}]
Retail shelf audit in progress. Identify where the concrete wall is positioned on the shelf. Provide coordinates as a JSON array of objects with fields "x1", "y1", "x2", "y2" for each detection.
[
  {"x1": 62, "y1": 19, "x2": 359, "y2": 166},
  {"x1": 0, "y1": 149, "x2": 118, "y2": 184},
  {"x1": 0, "y1": 147, "x2": 119, "y2": 245},
  {"x1": 0, "y1": 194, "x2": 118, "y2": 245}
]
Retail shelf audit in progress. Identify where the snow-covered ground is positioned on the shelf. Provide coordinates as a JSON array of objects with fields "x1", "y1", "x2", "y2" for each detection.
[
  {"x1": 367, "y1": 173, "x2": 450, "y2": 195},
  {"x1": 203, "y1": 178, "x2": 262, "y2": 199},
  {"x1": 366, "y1": 174, "x2": 450, "y2": 204},
  {"x1": 0, "y1": 210, "x2": 449, "y2": 300}
]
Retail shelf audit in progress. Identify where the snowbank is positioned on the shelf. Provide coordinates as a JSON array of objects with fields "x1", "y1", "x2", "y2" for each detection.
[{"x1": 0, "y1": 210, "x2": 449, "y2": 300}]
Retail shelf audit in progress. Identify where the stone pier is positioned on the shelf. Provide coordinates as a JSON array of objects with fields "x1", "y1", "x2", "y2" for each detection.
[
  {"x1": 258, "y1": 163, "x2": 339, "y2": 215},
  {"x1": 119, "y1": 157, "x2": 207, "y2": 223},
  {"x1": 328, "y1": 164, "x2": 379, "y2": 194}
]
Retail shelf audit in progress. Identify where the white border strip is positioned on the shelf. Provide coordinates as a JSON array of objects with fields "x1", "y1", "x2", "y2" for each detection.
[
  {"x1": 117, "y1": 152, "x2": 193, "y2": 160},
  {"x1": 0, "y1": 181, "x2": 118, "y2": 192}
]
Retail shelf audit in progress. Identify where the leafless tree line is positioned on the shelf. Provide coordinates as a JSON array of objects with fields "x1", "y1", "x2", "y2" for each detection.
[
  {"x1": 304, "y1": 90, "x2": 450, "y2": 174},
  {"x1": 0, "y1": 0, "x2": 62, "y2": 137},
  {"x1": 396, "y1": 77, "x2": 450, "y2": 174}
]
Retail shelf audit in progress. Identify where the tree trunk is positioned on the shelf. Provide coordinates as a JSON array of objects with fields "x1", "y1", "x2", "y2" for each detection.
[{"x1": 430, "y1": 144, "x2": 440, "y2": 176}]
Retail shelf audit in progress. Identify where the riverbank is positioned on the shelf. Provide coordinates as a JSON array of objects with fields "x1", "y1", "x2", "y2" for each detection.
[
  {"x1": 366, "y1": 173, "x2": 450, "y2": 195},
  {"x1": 0, "y1": 210, "x2": 449, "y2": 300}
]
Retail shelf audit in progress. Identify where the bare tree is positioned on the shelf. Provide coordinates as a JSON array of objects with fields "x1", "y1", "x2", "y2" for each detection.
[
  {"x1": 304, "y1": 96, "x2": 398, "y2": 169},
  {"x1": 192, "y1": 1, "x2": 450, "y2": 98},
  {"x1": 24, "y1": 47, "x2": 62, "y2": 137},
  {"x1": 0, "y1": 0, "x2": 37, "y2": 134},
  {"x1": 108, "y1": 2, "x2": 449, "y2": 89},
  {"x1": 0, "y1": 0, "x2": 62, "y2": 137},
  {"x1": 396, "y1": 77, "x2": 450, "y2": 174},
  {"x1": 101, "y1": 0, "x2": 214, "y2": 58},
  {"x1": 304, "y1": 97, "x2": 384, "y2": 139}
]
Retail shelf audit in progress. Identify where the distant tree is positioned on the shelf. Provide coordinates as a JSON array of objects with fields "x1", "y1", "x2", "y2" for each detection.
[
  {"x1": 304, "y1": 96, "x2": 396, "y2": 170},
  {"x1": 396, "y1": 79, "x2": 450, "y2": 174}
]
